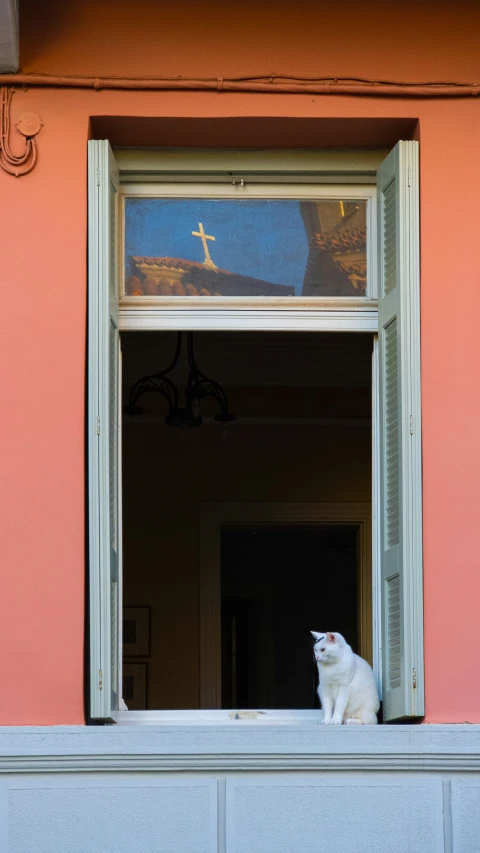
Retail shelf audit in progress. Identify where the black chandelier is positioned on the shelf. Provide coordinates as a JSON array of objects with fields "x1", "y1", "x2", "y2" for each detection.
[{"x1": 125, "y1": 332, "x2": 235, "y2": 429}]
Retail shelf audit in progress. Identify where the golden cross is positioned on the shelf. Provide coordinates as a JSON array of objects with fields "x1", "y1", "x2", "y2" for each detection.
[{"x1": 192, "y1": 222, "x2": 217, "y2": 269}]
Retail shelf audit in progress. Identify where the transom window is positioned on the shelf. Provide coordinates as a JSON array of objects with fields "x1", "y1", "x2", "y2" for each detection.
[{"x1": 123, "y1": 195, "x2": 369, "y2": 299}]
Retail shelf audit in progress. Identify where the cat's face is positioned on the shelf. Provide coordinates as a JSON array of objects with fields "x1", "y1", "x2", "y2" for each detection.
[{"x1": 311, "y1": 631, "x2": 343, "y2": 664}]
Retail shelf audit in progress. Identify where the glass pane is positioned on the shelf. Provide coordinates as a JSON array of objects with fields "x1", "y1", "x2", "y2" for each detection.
[{"x1": 124, "y1": 198, "x2": 367, "y2": 298}]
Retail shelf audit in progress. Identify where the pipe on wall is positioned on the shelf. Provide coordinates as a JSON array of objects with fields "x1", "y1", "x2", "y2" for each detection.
[
  {"x1": 2, "y1": 73, "x2": 478, "y2": 176},
  {"x1": 0, "y1": 73, "x2": 479, "y2": 97},
  {"x1": 0, "y1": 85, "x2": 38, "y2": 176}
]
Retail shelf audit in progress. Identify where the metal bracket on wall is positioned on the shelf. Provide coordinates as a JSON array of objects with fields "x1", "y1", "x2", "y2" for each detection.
[{"x1": 1, "y1": 86, "x2": 42, "y2": 177}]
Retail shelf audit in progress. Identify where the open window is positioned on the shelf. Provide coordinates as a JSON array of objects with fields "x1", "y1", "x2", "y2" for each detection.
[{"x1": 88, "y1": 141, "x2": 423, "y2": 724}]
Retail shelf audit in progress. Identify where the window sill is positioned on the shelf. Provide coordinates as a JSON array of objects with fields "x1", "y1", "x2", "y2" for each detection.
[{"x1": 112, "y1": 709, "x2": 324, "y2": 725}]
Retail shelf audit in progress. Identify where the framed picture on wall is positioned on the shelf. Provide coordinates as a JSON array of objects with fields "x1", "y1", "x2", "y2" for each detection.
[
  {"x1": 122, "y1": 606, "x2": 150, "y2": 657},
  {"x1": 122, "y1": 662, "x2": 148, "y2": 710}
]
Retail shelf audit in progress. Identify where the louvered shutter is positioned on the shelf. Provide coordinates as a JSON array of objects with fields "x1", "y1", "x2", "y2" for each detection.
[
  {"x1": 377, "y1": 141, "x2": 424, "y2": 721},
  {"x1": 88, "y1": 140, "x2": 121, "y2": 721}
]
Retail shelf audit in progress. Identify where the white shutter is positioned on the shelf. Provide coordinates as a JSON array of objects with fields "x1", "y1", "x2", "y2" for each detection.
[
  {"x1": 377, "y1": 141, "x2": 424, "y2": 721},
  {"x1": 88, "y1": 140, "x2": 121, "y2": 721}
]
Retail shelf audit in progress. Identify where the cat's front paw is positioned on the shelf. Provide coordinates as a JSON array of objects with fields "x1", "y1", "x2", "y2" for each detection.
[
  {"x1": 331, "y1": 716, "x2": 343, "y2": 725},
  {"x1": 322, "y1": 717, "x2": 334, "y2": 725}
]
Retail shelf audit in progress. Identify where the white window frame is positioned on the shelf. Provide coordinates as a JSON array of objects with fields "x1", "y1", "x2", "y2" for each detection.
[{"x1": 88, "y1": 144, "x2": 422, "y2": 726}]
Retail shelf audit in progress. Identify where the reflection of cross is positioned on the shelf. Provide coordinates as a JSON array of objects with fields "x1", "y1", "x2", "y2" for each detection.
[{"x1": 192, "y1": 222, "x2": 217, "y2": 269}]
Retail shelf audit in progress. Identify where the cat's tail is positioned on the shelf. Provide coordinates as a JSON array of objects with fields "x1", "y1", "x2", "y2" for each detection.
[{"x1": 344, "y1": 710, "x2": 378, "y2": 725}]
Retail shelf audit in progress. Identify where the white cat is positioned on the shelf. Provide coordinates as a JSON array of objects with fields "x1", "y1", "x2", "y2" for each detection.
[{"x1": 311, "y1": 631, "x2": 380, "y2": 725}]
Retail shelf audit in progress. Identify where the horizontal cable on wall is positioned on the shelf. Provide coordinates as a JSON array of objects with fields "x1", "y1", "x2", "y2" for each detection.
[{"x1": 0, "y1": 74, "x2": 479, "y2": 97}]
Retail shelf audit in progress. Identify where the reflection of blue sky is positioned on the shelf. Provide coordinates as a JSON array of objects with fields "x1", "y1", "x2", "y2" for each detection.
[{"x1": 125, "y1": 198, "x2": 309, "y2": 294}]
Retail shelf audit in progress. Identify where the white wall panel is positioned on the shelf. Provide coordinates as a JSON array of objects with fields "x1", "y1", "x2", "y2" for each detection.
[
  {"x1": 226, "y1": 775, "x2": 443, "y2": 853},
  {"x1": 2, "y1": 776, "x2": 217, "y2": 853},
  {"x1": 452, "y1": 778, "x2": 480, "y2": 853}
]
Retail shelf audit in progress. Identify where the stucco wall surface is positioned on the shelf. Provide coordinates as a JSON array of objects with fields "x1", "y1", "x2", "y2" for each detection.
[{"x1": 0, "y1": 0, "x2": 479, "y2": 724}]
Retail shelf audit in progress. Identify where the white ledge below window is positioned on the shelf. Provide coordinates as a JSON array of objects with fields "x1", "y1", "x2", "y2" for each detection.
[
  {"x1": 113, "y1": 709, "x2": 323, "y2": 725},
  {"x1": 0, "y1": 725, "x2": 480, "y2": 774}
]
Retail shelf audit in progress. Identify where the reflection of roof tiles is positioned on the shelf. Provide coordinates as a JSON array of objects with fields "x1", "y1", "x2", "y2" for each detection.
[
  {"x1": 127, "y1": 256, "x2": 295, "y2": 297},
  {"x1": 313, "y1": 228, "x2": 366, "y2": 252},
  {"x1": 126, "y1": 275, "x2": 216, "y2": 296},
  {"x1": 132, "y1": 256, "x2": 232, "y2": 275}
]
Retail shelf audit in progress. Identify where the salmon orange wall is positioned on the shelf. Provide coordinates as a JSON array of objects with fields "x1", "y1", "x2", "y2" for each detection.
[{"x1": 0, "y1": 0, "x2": 479, "y2": 723}]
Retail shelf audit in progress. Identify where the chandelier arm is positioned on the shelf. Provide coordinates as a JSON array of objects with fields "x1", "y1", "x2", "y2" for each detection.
[
  {"x1": 126, "y1": 374, "x2": 178, "y2": 414},
  {"x1": 126, "y1": 331, "x2": 183, "y2": 414},
  {"x1": 160, "y1": 330, "x2": 183, "y2": 377},
  {"x1": 187, "y1": 331, "x2": 195, "y2": 369},
  {"x1": 185, "y1": 331, "x2": 201, "y2": 407},
  {"x1": 186, "y1": 333, "x2": 234, "y2": 420},
  {"x1": 193, "y1": 376, "x2": 233, "y2": 420}
]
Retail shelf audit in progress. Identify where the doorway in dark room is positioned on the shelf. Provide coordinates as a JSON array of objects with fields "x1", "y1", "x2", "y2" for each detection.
[{"x1": 221, "y1": 527, "x2": 358, "y2": 710}]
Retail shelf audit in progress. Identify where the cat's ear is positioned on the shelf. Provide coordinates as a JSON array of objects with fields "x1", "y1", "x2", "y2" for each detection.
[
  {"x1": 326, "y1": 632, "x2": 337, "y2": 643},
  {"x1": 310, "y1": 631, "x2": 323, "y2": 642}
]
